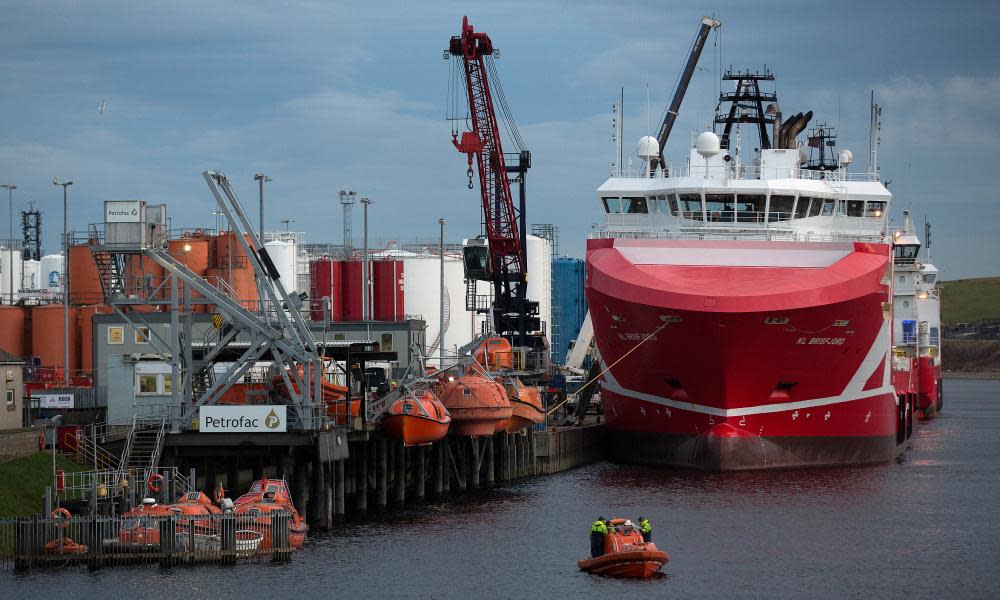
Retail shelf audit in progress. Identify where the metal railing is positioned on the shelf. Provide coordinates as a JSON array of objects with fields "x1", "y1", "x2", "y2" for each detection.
[
  {"x1": 589, "y1": 228, "x2": 884, "y2": 243},
  {"x1": 612, "y1": 163, "x2": 881, "y2": 182},
  {"x1": 0, "y1": 511, "x2": 296, "y2": 571}
]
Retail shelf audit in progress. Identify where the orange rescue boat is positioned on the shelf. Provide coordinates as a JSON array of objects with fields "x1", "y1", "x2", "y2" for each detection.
[
  {"x1": 439, "y1": 363, "x2": 512, "y2": 436},
  {"x1": 382, "y1": 389, "x2": 451, "y2": 446},
  {"x1": 500, "y1": 377, "x2": 545, "y2": 432},
  {"x1": 578, "y1": 518, "x2": 669, "y2": 578},
  {"x1": 233, "y1": 478, "x2": 309, "y2": 549}
]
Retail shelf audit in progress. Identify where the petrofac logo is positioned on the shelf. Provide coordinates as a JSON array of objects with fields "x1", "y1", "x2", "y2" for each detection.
[
  {"x1": 104, "y1": 200, "x2": 142, "y2": 223},
  {"x1": 199, "y1": 405, "x2": 287, "y2": 433}
]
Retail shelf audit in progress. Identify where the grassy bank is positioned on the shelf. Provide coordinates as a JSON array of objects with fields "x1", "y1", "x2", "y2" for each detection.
[
  {"x1": 0, "y1": 452, "x2": 87, "y2": 518},
  {"x1": 940, "y1": 277, "x2": 1000, "y2": 324},
  {"x1": 942, "y1": 338, "x2": 1000, "y2": 373}
]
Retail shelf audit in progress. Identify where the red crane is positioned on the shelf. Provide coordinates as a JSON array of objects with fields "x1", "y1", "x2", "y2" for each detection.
[{"x1": 449, "y1": 16, "x2": 537, "y2": 344}]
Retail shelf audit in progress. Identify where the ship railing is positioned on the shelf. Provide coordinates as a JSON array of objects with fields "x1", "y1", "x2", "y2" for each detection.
[
  {"x1": 588, "y1": 228, "x2": 884, "y2": 243},
  {"x1": 612, "y1": 163, "x2": 880, "y2": 182},
  {"x1": 0, "y1": 511, "x2": 296, "y2": 571}
]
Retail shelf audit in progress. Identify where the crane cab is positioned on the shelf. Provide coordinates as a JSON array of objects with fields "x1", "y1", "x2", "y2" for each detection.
[{"x1": 463, "y1": 237, "x2": 491, "y2": 281}]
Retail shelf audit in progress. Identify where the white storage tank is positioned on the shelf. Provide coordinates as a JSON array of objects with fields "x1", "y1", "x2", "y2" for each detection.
[
  {"x1": 41, "y1": 253, "x2": 64, "y2": 294},
  {"x1": 264, "y1": 239, "x2": 297, "y2": 295},
  {"x1": 21, "y1": 259, "x2": 40, "y2": 291},
  {"x1": 0, "y1": 246, "x2": 23, "y2": 301},
  {"x1": 525, "y1": 234, "x2": 552, "y2": 339}
]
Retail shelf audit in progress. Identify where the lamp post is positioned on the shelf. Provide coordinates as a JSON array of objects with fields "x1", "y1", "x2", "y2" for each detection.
[
  {"x1": 254, "y1": 173, "x2": 271, "y2": 242},
  {"x1": 53, "y1": 178, "x2": 73, "y2": 384},
  {"x1": 0, "y1": 184, "x2": 15, "y2": 305},
  {"x1": 360, "y1": 197, "x2": 373, "y2": 321},
  {"x1": 439, "y1": 218, "x2": 446, "y2": 367}
]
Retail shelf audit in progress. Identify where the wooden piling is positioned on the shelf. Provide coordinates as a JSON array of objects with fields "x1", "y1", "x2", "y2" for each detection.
[
  {"x1": 433, "y1": 441, "x2": 444, "y2": 497},
  {"x1": 485, "y1": 436, "x2": 495, "y2": 487},
  {"x1": 415, "y1": 446, "x2": 426, "y2": 501},
  {"x1": 356, "y1": 442, "x2": 368, "y2": 514},
  {"x1": 376, "y1": 438, "x2": 388, "y2": 510},
  {"x1": 469, "y1": 437, "x2": 480, "y2": 489},
  {"x1": 394, "y1": 441, "x2": 406, "y2": 506},
  {"x1": 335, "y1": 459, "x2": 346, "y2": 519}
]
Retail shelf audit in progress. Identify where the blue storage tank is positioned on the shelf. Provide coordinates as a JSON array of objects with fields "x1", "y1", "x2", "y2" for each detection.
[{"x1": 551, "y1": 258, "x2": 587, "y2": 364}]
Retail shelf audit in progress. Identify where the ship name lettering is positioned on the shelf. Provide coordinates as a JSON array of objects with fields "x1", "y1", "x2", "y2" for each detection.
[{"x1": 797, "y1": 337, "x2": 846, "y2": 346}]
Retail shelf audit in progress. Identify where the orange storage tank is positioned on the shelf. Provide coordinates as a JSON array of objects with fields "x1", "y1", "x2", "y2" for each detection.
[
  {"x1": 0, "y1": 306, "x2": 26, "y2": 357},
  {"x1": 77, "y1": 305, "x2": 111, "y2": 375},
  {"x1": 32, "y1": 304, "x2": 79, "y2": 370},
  {"x1": 68, "y1": 244, "x2": 103, "y2": 305},
  {"x1": 373, "y1": 260, "x2": 404, "y2": 321},
  {"x1": 214, "y1": 233, "x2": 258, "y2": 309},
  {"x1": 125, "y1": 254, "x2": 165, "y2": 300},
  {"x1": 168, "y1": 237, "x2": 211, "y2": 311}
]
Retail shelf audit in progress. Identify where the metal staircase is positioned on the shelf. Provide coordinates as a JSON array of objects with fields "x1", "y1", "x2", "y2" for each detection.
[{"x1": 118, "y1": 409, "x2": 167, "y2": 473}]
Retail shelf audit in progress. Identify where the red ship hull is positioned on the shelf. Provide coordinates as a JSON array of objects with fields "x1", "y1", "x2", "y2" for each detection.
[{"x1": 586, "y1": 238, "x2": 910, "y2": 470}]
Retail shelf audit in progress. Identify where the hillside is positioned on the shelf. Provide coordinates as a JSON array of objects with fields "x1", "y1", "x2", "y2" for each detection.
[
  {"x1": 942, "y1": 339, "x2": 1000, "y2": 373},
  {"x1": 0, "y1": 453, "x2": 87, "y2": 518},
  {"x1": 940, "y1": 277, "x2": 1000, "y2": 324}
]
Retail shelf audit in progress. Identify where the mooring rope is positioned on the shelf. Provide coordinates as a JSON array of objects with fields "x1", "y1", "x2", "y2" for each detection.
[{"x1": 546, "y1": 320, "x2": 670, "y2": 417}]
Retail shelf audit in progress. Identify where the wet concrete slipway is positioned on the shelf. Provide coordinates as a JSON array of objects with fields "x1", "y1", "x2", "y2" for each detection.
[{"x1": 5, "y1": 379, "x2": 999, "y2": 599}]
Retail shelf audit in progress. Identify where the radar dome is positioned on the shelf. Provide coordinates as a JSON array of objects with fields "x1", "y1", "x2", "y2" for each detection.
[
  {"x1": 636, "y1": 136, "x2": 660, "y2": 161},
  {"x1": 838, "y1": 149, "x2": 854, "y2": 167},
  {"x1": 695, "y1": 131, "x2": 720, "y2": 158}
]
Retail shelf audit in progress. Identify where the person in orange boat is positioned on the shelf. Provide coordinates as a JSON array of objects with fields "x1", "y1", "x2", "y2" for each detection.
[
  {"x1": 639, "y1": 516, "x2": 652, "y2": 542},
  {"x1": 590, "y1": 517, "x2": 608, "y2": 558}
]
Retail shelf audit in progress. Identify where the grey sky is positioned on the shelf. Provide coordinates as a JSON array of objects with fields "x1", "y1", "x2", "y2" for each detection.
[{"x1": 1, "y1": 0, "x2": 997, "y2": 278}]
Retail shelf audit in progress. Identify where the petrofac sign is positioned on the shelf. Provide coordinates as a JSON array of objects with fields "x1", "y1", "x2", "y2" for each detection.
[
  {"x1": 199, "y1": 405, "x2": 287, "y2": 433},
  {"x1": 104, "y1": 200, "x2": 141, "y2": 223}
]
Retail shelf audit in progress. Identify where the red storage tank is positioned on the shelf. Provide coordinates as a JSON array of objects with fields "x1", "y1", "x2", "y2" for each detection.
[
  {"x1": 214, "y1": 232, "x2": 258, "y2": 309},
  {"x1": 168, "y1": 236, "x2": 211, "y2": 311},
  {"x1": 68, "y1": 244, "x2": 103, "y2": 305},
  {"x1": 77, "y1": 305, "x2": 110, "y2": 375},
  {"x1": 0, "y1": 306, "x2": 26, "y2": 357},
  {"x1": 309, "y1": 258, "x2": 343, "y2": 321},
  {"x1": 125, "y1": 254, "x2": 165, "y2": 300},
  {"x1": 373, "y1": 260, "x2": 404, "y2": 321},
  {"x1": 32, "y1": 304, "x2": 79, "y2": 370},
  {"x1": 340, "y1": 260, "x2": 364, "y2": 321}
]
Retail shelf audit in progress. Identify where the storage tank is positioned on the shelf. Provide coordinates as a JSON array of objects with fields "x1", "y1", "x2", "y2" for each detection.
[
  {"x1": 31, "y1": 303, "x2": 78, "y2": 370},
  {"x1": 68, "y1": 244, "x2": 103, "y2": 305},
  {"x1": 0, "y1": 247, "x2": 23, "y2": 301},
  {"x1": 41, "y1": 253, "x2": 64, "y2": 294},
  {"x1": 0, "y1": 305, "x2": 26, "y2": 357},
  {"x1": 525, "y1": 234, "x2": 552, "y2": 338},
  {"x1": 214, "y1": 232, "x2": 258, "y2": 309},
  {"x1": 340, "y1": 260, "x2": 364, "y2": 321},
  {"x1": 551, "y1": 258, "x2": 587, "y2": 364},
  {"x1": 77, "y1": 305, "x2": 110, "y2": 374},
  {"x1": 167, "y1": 237, "x2": 211, "y2": 311},
  {"x1": 373, "y1": 259, "x2": 404, "y2": 321},
  {"x1": 309, "y1": 258, "x2": 342, "y2": 321},
  {"x1": 263, "y1": 239, "x2": 297, "y2": 295},
  {"x1": 21, "y1": 259, "x2": 40, "y2": 292},
  {"x1": 125, "y1": 254, "x2": 165, "y2": 301}
]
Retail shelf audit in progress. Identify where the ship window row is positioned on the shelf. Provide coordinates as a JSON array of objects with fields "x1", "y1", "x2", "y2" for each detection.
[{"x1": 601, "y1": 194, "x2": 887, "y2": 223}]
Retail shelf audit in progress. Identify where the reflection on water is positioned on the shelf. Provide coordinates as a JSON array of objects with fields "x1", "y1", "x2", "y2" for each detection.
[{"x1": 7, "y1": 380, "x2": 1000, "y2": 600}]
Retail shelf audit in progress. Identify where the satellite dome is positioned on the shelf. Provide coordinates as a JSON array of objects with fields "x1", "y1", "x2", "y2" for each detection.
[
  {"x1": 838, "y1": 149, "x2": 854, "y2": 167},
  {"x1": 695, "y1": 131, "x2": 720, "y2": 158},
  {"x1": 636, "y1": 136, "x2": 660, "y2": 161}
]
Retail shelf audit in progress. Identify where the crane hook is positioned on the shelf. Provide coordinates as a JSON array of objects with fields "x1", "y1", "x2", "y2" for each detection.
[{"x1": 467, "y1": 167, "x2": 474, "y2": 189}]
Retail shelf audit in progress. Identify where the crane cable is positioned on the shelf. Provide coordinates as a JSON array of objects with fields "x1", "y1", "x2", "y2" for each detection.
[{"x1": 545, "y1": 319, "x2": 670, "y2": 417}]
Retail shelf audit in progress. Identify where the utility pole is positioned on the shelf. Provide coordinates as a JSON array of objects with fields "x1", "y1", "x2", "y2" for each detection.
[
  {"x1": 0, "y1": 184, "x2": 15, "y2": 305},
  {"x1": 53, "y1": 178, "x2": 73, "y2": 384},
  {"x1": 254, "y1": 173, "x2": 271, "y2": 242},
  {"x1": 361, "y1": 197, "x2": 373, "y2": 321},
  {"x1": 439, "y1": 218, "x2": 446, "y2": 367}
]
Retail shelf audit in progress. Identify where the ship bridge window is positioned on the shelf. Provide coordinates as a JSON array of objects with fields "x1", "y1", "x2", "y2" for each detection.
[
  {"x1": 679, "y1": 193, "x2": 703, "y2": 221},
  {"x1": 894, "y1": 245, "x2": 919, "y2": 261},
  {"x1": 847, "y1": 200, "x2": 864, "y2": 217},
  {"x1": 602, "y1": 197, "x2": 622, "y2": 213},
  {"x1": 793, "y1": 196, "x2": 811, "y2": 219},
  {"x1": 705, "y1": 193, "x2": 735, "y2": 222},
  {"x1": 865, "y1": 201, "x2": 886, "y2": 217},
  {"x1": 668, "y1": 195, "x2": 680, "y2": 216},
  {"x1": 623, "y1": 197, "x2": 648, "y2": 213},
  {"x1": 736, "y1": 194, "x2": 766, "y2": 222},
  {"x1": 924, "y1": 274, "x2": 936, "y2": 283},
  {"x1": 770, "y1": 195, "x2": 795, "y2": 222},
  {"x1": 820, "y1": 199, "x2": 835, "y2": 216},
  {"x1": 808, "y1": 198, "x2": 822, "y2": 217},
  {"x1": 649, "y1": 195, "x2": 670, "y2": 214}
]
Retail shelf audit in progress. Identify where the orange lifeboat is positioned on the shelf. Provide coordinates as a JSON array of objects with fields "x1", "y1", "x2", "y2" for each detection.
[
  {"x1": 439, "y1": 364, "x2": 512, "y2": 436},
  {"x1": 500, "y1": 378, "x2": 545, "y2": 432},
  {"x1": 382, "y1": 389, "x2": 451, "y2": 446},
  {"x1": 473, "y1": 336, "x2": 514, "y2": 370},
  {"x1": 578, "y1": 518, "x2": 669, "y2": 578},
  {"x1": 233, "y1": 478, "x2": 308, "y2": 549}
]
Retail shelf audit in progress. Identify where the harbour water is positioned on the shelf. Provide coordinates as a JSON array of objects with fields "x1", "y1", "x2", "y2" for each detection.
[{"x1": 6, "y1": 379, "x2": 998, "y2": 599}]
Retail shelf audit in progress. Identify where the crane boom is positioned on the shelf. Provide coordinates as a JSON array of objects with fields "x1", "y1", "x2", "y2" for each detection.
[
  {"x1": 654, "y1": 16, "x2": 721, "y2": 171},
  {"x1": 450, "y1": 16, "x2": 524, "y2": 279}
]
